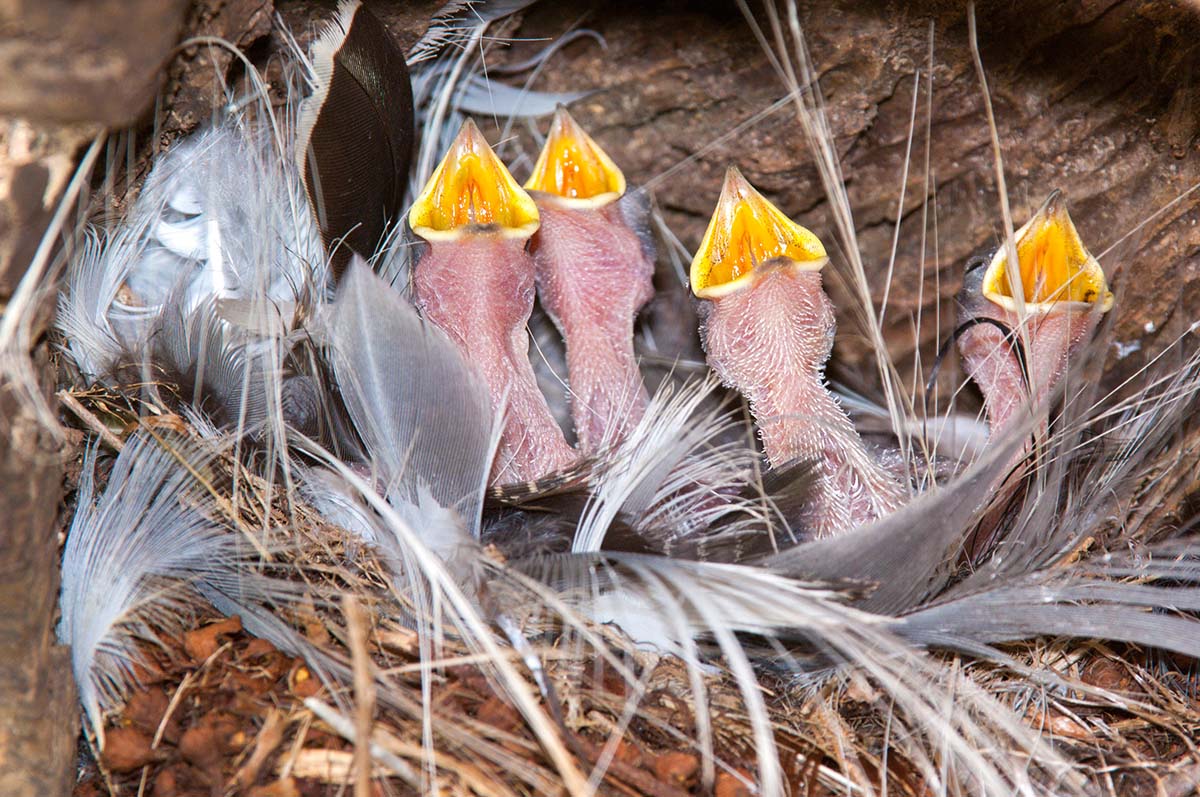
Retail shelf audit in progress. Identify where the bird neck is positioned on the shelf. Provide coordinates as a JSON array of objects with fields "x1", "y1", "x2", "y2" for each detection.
[
  {"x1": 958, "y1": 307, "x2": 1101, "y2": 436},
  {"x1": 413, "y1": 235, "x2": 576, "y2": 484},
  {"x1": 701, "y1": 268, "x2": 904, "y2": 536},
  {"x1": 529, "y1": 202, "x2": 655, "y2": 451}
]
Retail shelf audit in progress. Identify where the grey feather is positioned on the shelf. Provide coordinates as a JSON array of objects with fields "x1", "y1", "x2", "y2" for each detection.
[
  {"x1": 323, "y1": 257, "x2": 496, "y2": 543},
  {"x1": 896, "y1": 570, "x2": 1200, "y2": 660},
  {"x1": 58, "y1": 226, "x2": 149, "y2": 381},
  {"x1": 450, "y1": 73, "x2": 587, "y2": 117},
  {"x1": 143, "y1": 298, "x2": 272, "y2": 434},
  {"x1": 502, "y1": 549, "x2": 1079, "y2": 796},
  {"x1": 57, "y1": 432, "x2": 237, "y2": 737},
  {"x1": 765, "y1": 425, "x2": 1027, "y2": 613},
  {"x1": 572, "y1": 377, "x2": 774, "y2": 556},
  {"x1": 407, "y1": 0, "x2": 540, "y2": 64}
]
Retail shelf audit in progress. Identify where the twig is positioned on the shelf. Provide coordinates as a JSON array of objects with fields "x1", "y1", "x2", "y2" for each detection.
[
  {"x1": 57, "y1": 390, "x2": 124, "y2": 451},
  {"x1": 303, "y1": 698, "x2": 422, "y2": 790},
  {"x1": 343, "y1": 595, "x2": 376, "y2": 797},
  {"x1": 235, "y1": 709, "x2": 287, "y2": 787}
]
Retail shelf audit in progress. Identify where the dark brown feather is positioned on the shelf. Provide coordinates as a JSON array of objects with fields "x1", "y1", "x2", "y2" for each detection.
[{"x1": 300, "y1": 2, "x2": 413, "y2": 277}]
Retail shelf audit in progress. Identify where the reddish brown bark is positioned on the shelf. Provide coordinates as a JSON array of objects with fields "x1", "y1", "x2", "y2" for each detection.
[
  {"x1": 489, "y1": 0, "x2": 1200, "y2": 395},
  {"x1": 0, "y1": 2, "x2": 188, "y2": 794}
]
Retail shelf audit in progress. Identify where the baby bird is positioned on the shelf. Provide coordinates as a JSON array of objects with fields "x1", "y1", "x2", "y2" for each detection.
[
  {"x1": 409, "y1": 119, "x2": 575, "y2": 485},
  {"x1": 955, "y1": 191, "x2": 1114, "y2": 435},
  {"x1": 691, "y1": 167, "x2": 905, "y2": 538},
  {"x1": 524, "y1": 107, "x2": 655, "y2": 453}
]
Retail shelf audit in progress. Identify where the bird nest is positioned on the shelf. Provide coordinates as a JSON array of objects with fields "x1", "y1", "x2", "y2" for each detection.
[
  {"x1": 61, "y1": 393, "x2": 1200, "y2": 797},
  {"x1": 43, "y1": 1, "x2": 1200, "y2": 796}
]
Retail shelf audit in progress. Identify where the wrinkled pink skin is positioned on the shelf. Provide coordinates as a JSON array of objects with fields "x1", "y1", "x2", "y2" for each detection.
[
  {"x1": 955, "y1": 278, "x2": 1101, "y2": 561},
  {"x1": 413, "y1": 234, "x2": 576, "y2": 485},
  {"x1": 955, "y1": 322, "x2": 1027, "y2": 434},
  {"x1": 529, "y1": 200, "x2": 654, "y2": 452},
  {"x1": 957, "y1": 276, "x2": 1100, "y2": 436},
  {"x1": 700, "y1": 263, "x2": 906, "y2": 538}
]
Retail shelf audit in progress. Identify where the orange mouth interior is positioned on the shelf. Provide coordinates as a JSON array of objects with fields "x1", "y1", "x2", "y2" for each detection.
[
  {"x1": 525, "y1": 107, "x2": 625, "y2": 206},
  {"x1": 982, "y1": 191, "x2": 1113, "y2": 313},
  {"x1": 690, "y1": 167, "x2": 827, "y2": 299},
  {"x1": 409, "y1": 119, "x2": 539, "y2": 240}
]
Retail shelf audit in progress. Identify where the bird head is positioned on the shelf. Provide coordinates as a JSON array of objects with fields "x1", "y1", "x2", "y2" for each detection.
[
  {"x1": 524, "y1": 106, "x2": 626, "y2": 209},
  {"x1": 689, "y1": 167, "x2": 828, "y2": 300},
  {"x1": 409, "y1": 118, "x2": 540, "y2": 242},
  {"x1": 954, "y1": 191, "x2": 1115, "y2": 436},
  {"x1": 978, "y1": 190, "x2": 1113, "y2": 316}
]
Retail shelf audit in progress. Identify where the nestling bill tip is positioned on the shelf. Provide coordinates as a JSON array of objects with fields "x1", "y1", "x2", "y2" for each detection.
[
  {"x1": 550, "y1": 102, "x2": 574, "y2": 125},
  {"x1": 544, "y1": 104, "x2": 588, "y2": 147},
  {"x1": 448, "y1": 117, "x2": 487, "y2": 153},
  {"x1": 721, "y1": 164, "x2": 747, "y2": 186},
  {"x1": 1040, "y1": 187, "x2": 1065, "y2": 215}
]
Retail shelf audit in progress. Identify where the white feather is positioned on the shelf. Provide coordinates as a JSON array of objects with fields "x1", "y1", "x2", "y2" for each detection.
[
  {"x1": 59, "y1": 117, "x2": 326, "y2": 390},
  {"x1": 57, "y1": 432, "x2": 238, "y2": 738},
  {"x1": 573, "y1": 376, "x2": 770, "y2": 554},
  {"x1": 58, "y1": 225, "x2": 147, "y2": 380}
]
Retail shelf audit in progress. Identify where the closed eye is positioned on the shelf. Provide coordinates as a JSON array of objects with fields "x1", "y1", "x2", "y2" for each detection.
[{"x1": 964, "y1": 254, "x2": 990, "y2": 274}]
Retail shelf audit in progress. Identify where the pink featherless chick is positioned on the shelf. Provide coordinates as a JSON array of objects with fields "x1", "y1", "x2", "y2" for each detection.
[
  {"x1": 690, "y1": 167, "x2": 905, "y2": 538},
  {"x1": 409, "y1": 119, "x2": 575, "y2": 485},
  {"x1": 524, "y1": 107, "x2": 655, "y2": 453},
  {"x1": 955, "y1": 190, "x2": 1114, "y2": 437}
]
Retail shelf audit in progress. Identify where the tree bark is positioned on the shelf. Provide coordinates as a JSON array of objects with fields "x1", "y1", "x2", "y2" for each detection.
[
  {"x1": 0, "y1": 119, "x2": 89, "y2": 797},
  {"x1": 0, "y1": 376, "x2": 78, "y2": 797},
  {"x1": 0, "y1": 1, "x2": 188, "y2": 127},
  {"x1": 0, "y1": 2, "x2": 187, "y2": 794},
  {"x1": 485, "y1": 0, "x2": 1200, "y2": 394}
]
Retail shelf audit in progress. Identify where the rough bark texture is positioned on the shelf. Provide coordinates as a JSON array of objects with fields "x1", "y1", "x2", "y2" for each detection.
[
  {"x1": 157, "y1": 0, "x2": 275, "y2": 143},
  {"x1": 480, "y1": 0, "x2": 1200, "y2": 395},
  {"x1": 0, "y1": 3, "x2": 187, "y2": 795},
  {"x1": 0, "y1": 120, "x2": 95, "y2": 797},
  {"x1": 0, "y1": 134, "x2": 82, "y2": 797},
  {"x1": 0, "y1": 0, "x2": 188, "y2": 126},
  {"x1": 0, "y1": 378, "x2": 77, "y2": 797}
]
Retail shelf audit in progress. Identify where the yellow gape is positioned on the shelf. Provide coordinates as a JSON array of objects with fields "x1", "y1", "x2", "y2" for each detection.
[
  {"x1": 690, "y1": 167, "x2": 828, "y2": 299},
  {"x1": 409, "y1": 119, "x2": 540, "y2": 241},
  {"x1": 524, "y1": 106, "x2": 626, "y2": 208},
  {"x1": 981, "y1": 190, "x2": 1114, "y2": 314}
]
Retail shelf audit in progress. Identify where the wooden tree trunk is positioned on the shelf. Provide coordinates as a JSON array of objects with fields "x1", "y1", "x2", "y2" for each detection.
[
  {"x1": 490, "y1": 0, "x2": 1200, "y2": 394},
  {"x1": 0, "y1": 381, "x2": 78, "y2": 797},
  {"x1": 0, "y1": 2, "x2": 186, "y2": 794}
]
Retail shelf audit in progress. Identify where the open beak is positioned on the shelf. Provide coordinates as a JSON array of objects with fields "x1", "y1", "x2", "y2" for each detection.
[
  {"x1": 981, "y1": 190, "x2": 1113, "y2": 315},
  {"x1": 409, "y1": 118, "x2": 540, "y2": 242},
  {"x1": 689, "y1": 167, "x2": 828, "y2": 300},
  {"x1": 524, "y1": 106, "x2": 626, "y2": 208}
]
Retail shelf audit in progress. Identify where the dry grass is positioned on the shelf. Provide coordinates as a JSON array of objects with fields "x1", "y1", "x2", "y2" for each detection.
[
  {"x1": 50, "y1": 2, "x2": 1200, "y2": 795},
  {"x1": 58, "y1": 378, "x2": 1200, "y2": 796}
]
